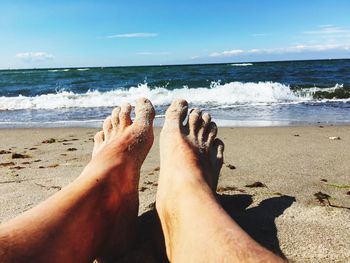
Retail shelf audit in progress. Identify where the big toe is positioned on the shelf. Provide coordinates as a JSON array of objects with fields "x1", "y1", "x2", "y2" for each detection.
[
  {"x1": 164, "y1": 99, "x2": 188, "y2": 130},
  {"x1": 134, "y1": 97, "x2": 155, "y2": 126}
]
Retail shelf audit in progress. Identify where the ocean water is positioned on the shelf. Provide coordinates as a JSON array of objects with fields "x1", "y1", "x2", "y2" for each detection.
[{"x1": 1, "y1": 59, "x2": 350, "y2": 127}]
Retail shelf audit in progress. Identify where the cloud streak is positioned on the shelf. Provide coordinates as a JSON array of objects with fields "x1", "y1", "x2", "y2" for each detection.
[
  {"x1": 209, "y1": 25, "x2": 350, "y2": 59},
  {"x1": 15, "y1": 52, "x2": 55, "y2": 61},
  {"x1": 303, "y1": 25, "x2": 350, "y2": 35},
  {"x1": 252, "y1": 33, "x2": 267, "y2": 37},
  {"x1": 106, "y1": 33, "x2": 158, "y2": 38},
  {"x1": 210, "y1": 44, "x2": 350, "y2": 57},
  {"x1": 210, "y1": 49, "x2": 244, "y2": 57},
  {"x1": 136, "y1": 51, "x2": 170, "y2": 55}
]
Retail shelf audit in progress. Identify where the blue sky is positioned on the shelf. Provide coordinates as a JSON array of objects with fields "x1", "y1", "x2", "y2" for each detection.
[{"x1": 1, "y1": 0, "x2": 350, "y2": 69}]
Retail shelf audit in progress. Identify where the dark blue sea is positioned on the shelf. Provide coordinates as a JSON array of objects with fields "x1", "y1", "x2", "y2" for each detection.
[{"x1": 1, "y1": 59, "x2": 350, "y2": 127}]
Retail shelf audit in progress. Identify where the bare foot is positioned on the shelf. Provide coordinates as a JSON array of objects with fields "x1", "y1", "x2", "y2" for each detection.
[
  {"x1": 90, "y1": 98, "x2": 155, "y2": 262},
  {"x1": 0, "y1": 98, "x2": 155, "y2": 263},
  {"x1": 156, "y1": 100, "x2": 284, "y2": 263},
  {"x1": 156, "y1": 99, "x2": 224, "y2": 260}
]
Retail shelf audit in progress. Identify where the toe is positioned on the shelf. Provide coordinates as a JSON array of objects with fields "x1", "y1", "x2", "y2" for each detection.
[
  {"x1": 119, "y1": 103, "x2": 132, "y2": 128},
  {"x1": 92, "y1": 131, "x2": 104, "y2": 157},
  {"x1": 198, "y1": 112, "x2": 211, "y2": 144},
  {"x1": 164, "y1": 99, "x2": 188, "y2": 129},
  {"x1": 103, "y1": 116, "x2": 113, "y2": 140},
  {"x1": 94, "y1": 131, "x2": 105, "y2": 144},
  {"x1": 134, "y1": 98, "x2": 155, "y2": 126},
  {"x1": 206, "y1": 122, "x2": 218, "y2": 146},
  {"x1": 212, "y1": 138, "x2": 224, "y2": 165},
  {"x1": 207, "y1": 138, "x2": 224, "y2": 191},
  {"x1": 111, "y1": 107, "x2": 121, "y2": 129},
  {"x1": 188, "y1": 108, "x2": 202, "y2": 138}
]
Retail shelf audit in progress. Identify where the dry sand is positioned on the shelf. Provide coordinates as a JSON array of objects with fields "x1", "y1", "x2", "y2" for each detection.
[{"x1": 0, "y1": 126, "x2": 349, "y2": 262}]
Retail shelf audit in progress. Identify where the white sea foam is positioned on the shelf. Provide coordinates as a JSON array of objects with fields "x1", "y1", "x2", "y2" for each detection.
[
  {"x1": 295, "y1": 84, "x2": 343, "y2": 95},
  {"x1": 77, "y1": 68, "x2": 90, "y2": 71},
  {"x1": 231, "y1": 63, "x2": 253, "y2": 66},
  {"x1": 48, "y1": 69, "x2": 70, "y2": 72},
  {"x1": 0, "y1": 81, "x2": 344, "y2": 111}
]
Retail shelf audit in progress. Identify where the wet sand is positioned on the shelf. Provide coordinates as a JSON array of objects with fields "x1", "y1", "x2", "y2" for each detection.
[{"x1": 0, "y1": 126, "x2": 349, "y2": 262}]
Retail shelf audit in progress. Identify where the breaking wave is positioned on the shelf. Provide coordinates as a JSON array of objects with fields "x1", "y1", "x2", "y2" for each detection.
[
  {"x1": 0, "y1": 81, "x2": 348, "y2": 110},
  {"x1": 48, "y1": 69, "x2": 70, "y2": 72},
  {"x1": 231, "y1": 63, "x2": 253, "y2": 66}
]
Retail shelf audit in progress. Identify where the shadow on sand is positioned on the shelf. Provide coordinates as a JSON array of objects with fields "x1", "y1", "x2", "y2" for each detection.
[
  {"x1": 118, "y1": 194, "x2": 295, "y2": 262},
  {"x1": 219, "y1": 194, "x2": 296, "y2": 258}
]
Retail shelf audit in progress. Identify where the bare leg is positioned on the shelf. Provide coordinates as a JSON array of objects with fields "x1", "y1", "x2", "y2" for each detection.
[
  {"x1": 0, "y1": 98, "x2": 155, "y2": 263},
  {"x1": 156, "y1": 100, "x2": 285, "y2": 263}
]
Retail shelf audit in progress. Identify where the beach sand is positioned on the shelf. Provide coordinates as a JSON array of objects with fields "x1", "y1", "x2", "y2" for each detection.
[{"x1": 0, "y1": 126, "x2": 349, "y2": 262}]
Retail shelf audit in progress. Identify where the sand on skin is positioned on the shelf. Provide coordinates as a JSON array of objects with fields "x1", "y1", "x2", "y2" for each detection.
[{"x1": 0, "y1": 126, "x2": 349, "y2": 262}]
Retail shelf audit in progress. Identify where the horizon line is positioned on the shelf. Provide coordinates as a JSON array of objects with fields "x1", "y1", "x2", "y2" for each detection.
[{"x1": 1, "y1": 57, "x2": 350, "y2": 71}]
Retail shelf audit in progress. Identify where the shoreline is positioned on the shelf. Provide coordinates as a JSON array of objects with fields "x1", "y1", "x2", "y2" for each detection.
[
  {"x1": 0, "y1": 125, "x2": 349, "y2": 262},
  {"x1": 1, "y1": 120, "x2": 350, "y2": 129}
]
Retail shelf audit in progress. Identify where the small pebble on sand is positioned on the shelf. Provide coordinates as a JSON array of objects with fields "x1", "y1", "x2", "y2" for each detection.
[
  {"x1": 9, "y1": 166, "x2": 25, "y2": 170},
  {"x1": 42, "y1": 138, "x2": 56, "y2": 144},
  {"x1": 0, "y1": 162, "x2": 15, "y2": 167},
  {"x1": 225, "y1": 163, "x2": 236, "y2": 170},
  {"x1": 47, "y1": 164, "x2": 59, "y2": 168},
  {"x1": 12, "y1": 153, "x2": 31, "y2": 159},
  {"x1": 139, "y1": 186, "x2": 148, "y2": 192},
  {"x1": 314, "y1": 191, "x2": 331, "y2": 205},
  {"x1": 245, "y1": 182, "x2": 266, "y2": 188},
  {"x1": 67, "y1": 148, "x2": 77, "y2": 151}
]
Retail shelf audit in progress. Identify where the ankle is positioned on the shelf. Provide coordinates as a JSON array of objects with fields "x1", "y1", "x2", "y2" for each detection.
[{"x1": 77, "y1": 159, "x2": 137, "y2": 210}]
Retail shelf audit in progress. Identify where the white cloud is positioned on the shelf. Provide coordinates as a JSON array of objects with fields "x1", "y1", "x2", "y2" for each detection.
[
  {"x1": 137, "y1": 52, "x2": 153, "y2": 55},
  {"x1": 210, "y1": 44, "x2": 350, "y2": 57},
  {"x1": 210, "y1": 49, "x2": 244, "y2": 57},
  {"x1": 136, "y1": 51, "x2": 170, "y2": 55},
  {"x1": 210, "y1": 25, "x2": 350, "y2": 59},
  {"x1": 252, "y1": 33, "x2": 267, "y2": 37},
  {"x1": 302, "y1": 25, "x2": 350, "y2": 43},
  {"x1": 106, "y1": 33, "x2": 158, "y2": 38},
  {"x1": 190, "y1": 55, "x2": 200, "y2": 60},
  {"x1": 15, "y1": 52, "x2": 55, "y2": 61},
  {"x1": 303, "y1": 25, "x2": 350, "y2": 35}
]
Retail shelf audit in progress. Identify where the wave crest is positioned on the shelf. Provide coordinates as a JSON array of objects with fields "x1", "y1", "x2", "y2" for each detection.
[
  {"x1": 231, "y1": 63, "x2": 253, "y2": 66},
  {"x1": 0, "y1": 81, "x2": 346, "y2": 110},
  {"x1": 48, "y1": 69, "x2": 70, "y2": 72}
]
